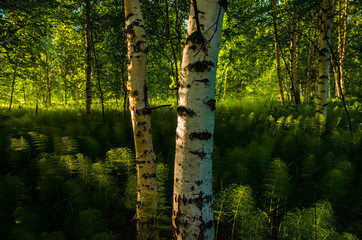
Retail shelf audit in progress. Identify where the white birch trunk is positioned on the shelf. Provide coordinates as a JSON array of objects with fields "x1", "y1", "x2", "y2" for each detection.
[
  {"x1": 316, "y1": 0, "x2": 333, "y2": 123},
  {"x1": 173, "y1": 0, "x2": 226, "y2": 239},
  {"x1": 124, "y1": 1, "x2": 157, "y2": 239}
]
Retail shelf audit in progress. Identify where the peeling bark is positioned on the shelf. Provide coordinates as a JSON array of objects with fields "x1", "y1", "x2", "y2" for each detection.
[
  {"x1": 172, "y1": 0, "x2": 226, "y2": 239},
  {"x1": 124, "y1": 1, "x2": 157, "y2": 239}
]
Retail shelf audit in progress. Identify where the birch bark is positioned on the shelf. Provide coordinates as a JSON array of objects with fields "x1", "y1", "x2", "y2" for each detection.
[
  {"x1": 173, "y1": 0, "x2": 226, "y2": 239},
  {"x1": 316, "y1": 0, "x2": 333, "y2": 124},
  {"x1": 124, "y1": 1, "x2": 157, "y2": 239}
]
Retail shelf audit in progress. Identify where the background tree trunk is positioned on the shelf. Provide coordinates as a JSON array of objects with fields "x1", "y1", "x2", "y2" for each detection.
[
  {"x1": 63, "y1": 62, "x2": 68, "y2": 104},
  {"x1": 46, "y1": 55, "x2": 52, "y2": 105},
  {"x1": 85, "y1": 0, "x2": 92, "y2": 114},
  {"x1": 124, "y1": 1, "x2": 158, "y2": 239},
  {"x1": 271, "y1": 0, "x2": 284, "y2": 105},
  {"x1": 172, "y1": 0, "x2": 226, "y2": 239},
  {"x1": 339, "y1": 0, "x2": 349, "y2": 96},
  {"x1": 223, "y1": 69, "x2": 228, "y2": 100},
  {"x1": 9, "y1": 41, "x2": 21, "y2": 110},
  {"x1": 316, "y1": 0, "x2": 333, "y2": 124},
  {"x1": 289, "y1": 15, "x2": 300, "y2": 104},
  {"x1": 92, "y1": 33, "x2": 105, "y2": 121}
]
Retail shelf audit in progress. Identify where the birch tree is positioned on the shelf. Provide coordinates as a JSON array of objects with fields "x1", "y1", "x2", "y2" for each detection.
[
  {"x1": 173, "y1": 0, "x2": 226, "y2": 239},
  {"x1": 124, "y1": 1, "x2": 157, "y2": 239},
  {"x1": 316, "y1": 0, "x2": 333, "y2": 124}
]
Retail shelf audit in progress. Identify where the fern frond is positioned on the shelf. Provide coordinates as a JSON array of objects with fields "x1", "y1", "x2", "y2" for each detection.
[
  {"x1": 105, "y1": 147, "x2": 134, "y2": 173},
  {"x1": 321, "y1": 159, "x2": 354, "y2": 202},
  {"x1": 28, "y1": 132, "x2": 48, "y2": 152},
  {"x1": 10, "y1": 136, "x2": 30, "y2": 151},
  {"x1": 264, "y1": 158, "x2": 291, "y2": 201},
  {"x1": 53, "y1": 136, "x2": 78, "y2": 155}
]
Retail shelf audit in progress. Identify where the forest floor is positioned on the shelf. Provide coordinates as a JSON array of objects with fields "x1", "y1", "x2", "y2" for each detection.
[{"x1": 0, "y1": 98, "x2": 361, "y2": 240}]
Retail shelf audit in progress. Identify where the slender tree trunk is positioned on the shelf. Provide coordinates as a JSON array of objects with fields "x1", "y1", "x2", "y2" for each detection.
[
  {"x1": 35, "y1": 80, "x2": 39, "y2": 114},
  {"x1": 45, "y1": 53, "x2": 52, "y2": 105},
  {"x1": 296, "y1": 34, "x2": 302, "y2": 100},
  {"x1": 339, "y1": 0, "x2": 348, "y2": 95},
  {"x1": 316, "y1": 0, "x2": 333, "y2": 125},
  {"x1": 331, "y1": 55, "x2": 340, "y2": 96},
  {"x1": 173, "y1": 1, "x2": 226, "y2": 239},
  {"x1": 165, "y1": 0, "x2": 179, "y2": 88},
  {"x1": 335, "y1": 0, "x2": 343, "y2": 97},
  {"x1": 289, "y1": 16, "x2": 295, "y2": 103},
  {"x1": 47, "y1": 68, "x2": 52, "y2": 105},
  {"x1": 85, "y1": 0, "x2": 92, "y2": 114},
  {"x1": 223, "y1": 69, "x2": 227, "y2": 100},
  {"x1": 290, "y1": 16, "x2": 300, "y2": 104},
  {"x1": 9, "y1": 41, "x2": 21, "y2": 110},
  {"x1": 121, "y1": 32, "x2": 128, "y2": 120},
  {"x1": 271, "y1": 0, "x2": 284, "y2": 105},
  {"x1": 91, "y1": 33, "x2": 105, "y2": 121},
  {"x1": 306, "y1": 27, "x2": 314, "y2": 102},
  {"x1": 124, "y1": 1, "x2": 157, "y2": 239},
  {"x1": 64, "y1": 62, "x2": 68, "y2": 104},
  {"x1": 284, "y1": 68, "x2": 290, "y2": 103}
]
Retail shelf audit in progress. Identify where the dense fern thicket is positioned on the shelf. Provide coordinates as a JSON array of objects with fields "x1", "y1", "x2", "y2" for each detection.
[{"x1": 0, "y1": 98, "x2": 361, "y2": 239}]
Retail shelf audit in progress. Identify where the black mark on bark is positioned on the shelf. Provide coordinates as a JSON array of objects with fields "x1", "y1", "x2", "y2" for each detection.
[
  {"x1": 205, "y1": 99, "x2": 216, "y2": 110},
  {"x1": 141, "y1": 172, "x2": 156, "y2": 180},
  {"x1": 135, "y1": 106, "x2": 151, "y2": 115},
  {"x1": 188, "y1": 60, "x2": 215, "y2": 72},
  {"x1": 134, "y1": 40, "x2": 148, "y2": 53},
  {"x1": 189, "y1": 131, "x2": 212, "y2": 140},
  {"x1": 189, "y1": 150, "x2": 207, "y2": 159},
  {"x1": 195, "y1": 78, "x2": 209, "y2": 85},
  {"x1": 126, "y1": 13, "x2": 134, "y2": 20},
  {"x1": 177, "y1": 106, "x2": 195, "y2": 117},
  {"x1": 186, "y1": 31, "x2": 205, "y2": 45}
]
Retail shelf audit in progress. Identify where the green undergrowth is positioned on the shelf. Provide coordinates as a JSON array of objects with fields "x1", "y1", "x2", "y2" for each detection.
[{"x1": 0, "y1": 98, "x2": 361, "y2": 239}]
